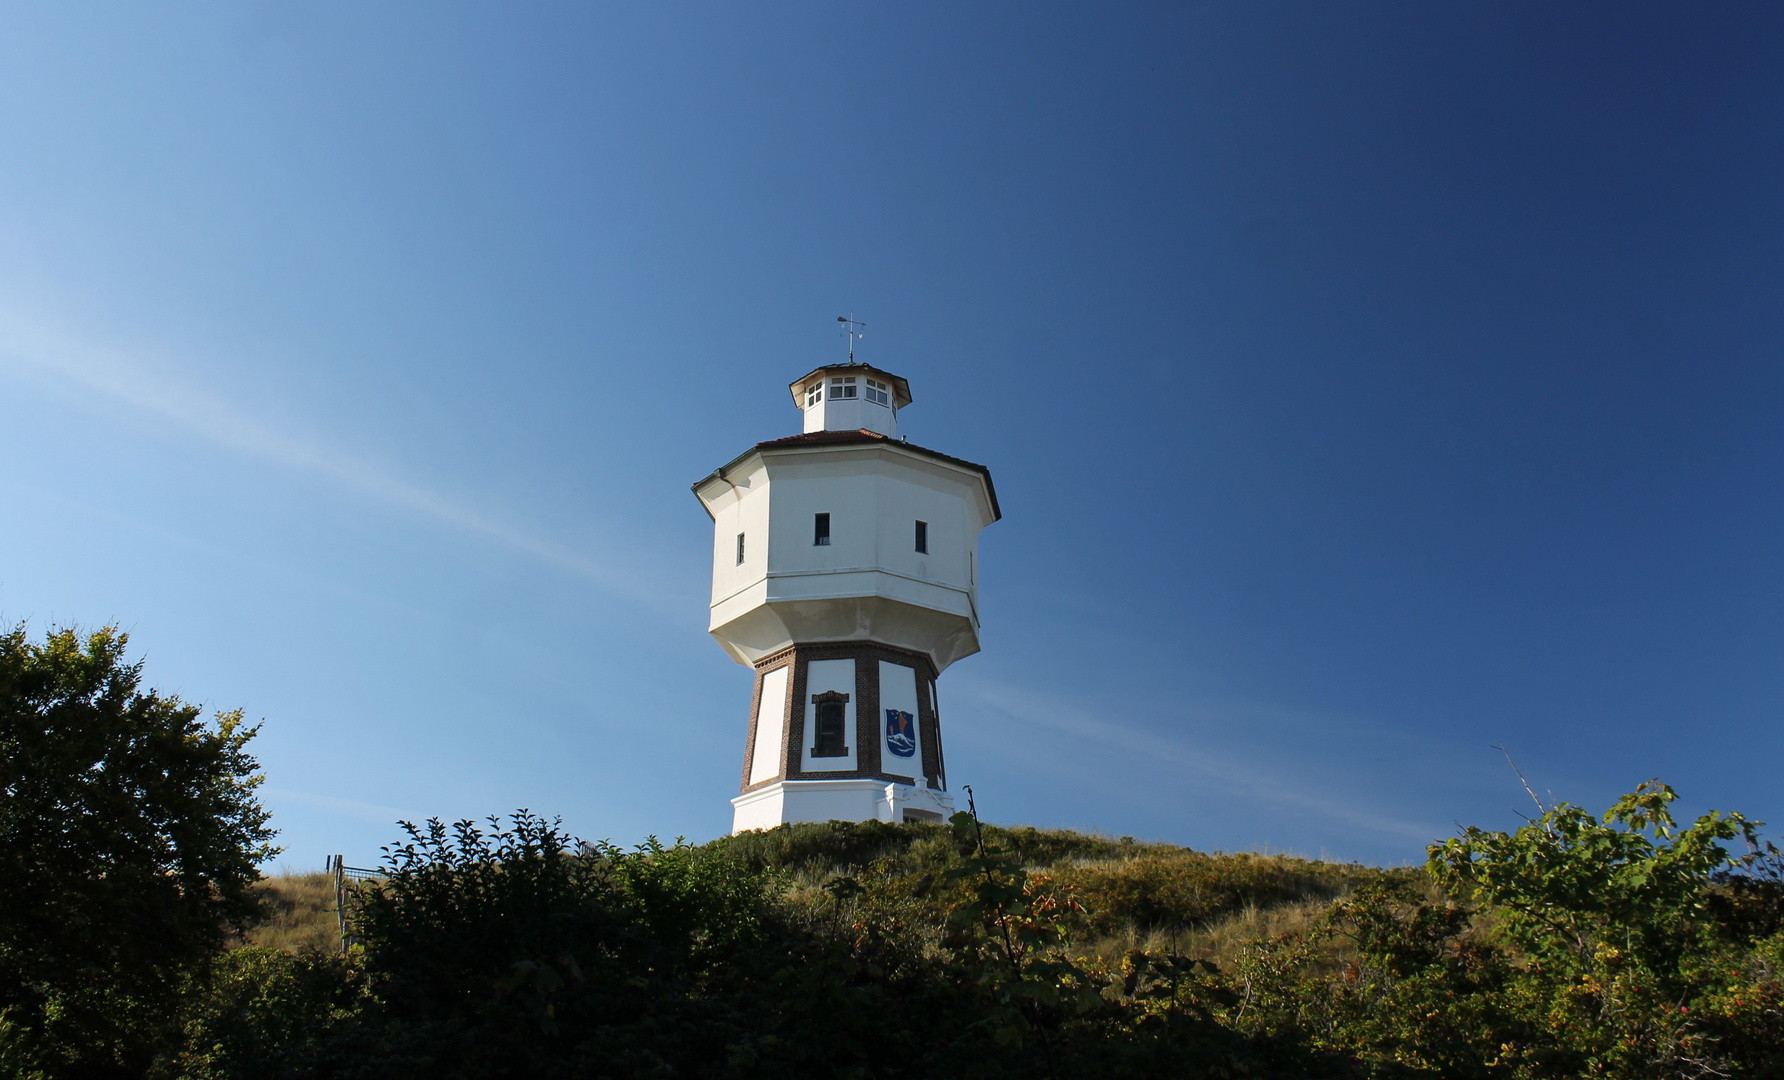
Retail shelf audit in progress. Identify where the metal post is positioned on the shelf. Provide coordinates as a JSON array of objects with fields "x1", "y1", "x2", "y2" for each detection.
[{"x1": 332, "y1": 855, "x2": 347, "y2": 953}]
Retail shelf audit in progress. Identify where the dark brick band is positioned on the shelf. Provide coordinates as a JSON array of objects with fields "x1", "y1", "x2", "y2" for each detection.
[{"x1": 738, "y1": 641, "x2": 947, "y2": 796}]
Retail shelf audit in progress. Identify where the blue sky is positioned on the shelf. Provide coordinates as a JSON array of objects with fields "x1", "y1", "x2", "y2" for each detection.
[{"x1": 1, "y1": 3, "x2": 1780, "y2": 868}]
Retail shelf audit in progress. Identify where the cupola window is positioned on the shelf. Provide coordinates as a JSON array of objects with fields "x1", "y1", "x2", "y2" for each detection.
[
  {"x1": 866, "y1": 378, "x2": 890, "y2": 406},
  {"x1": 811, "y1": 690, "x2": 850, "y2": 757},
  {"x1": 830, "y1": 376, "x2": 858, "y2": 399},
  {"x1": 805, "y1": 381, "x2": 823, "y2": 407}
]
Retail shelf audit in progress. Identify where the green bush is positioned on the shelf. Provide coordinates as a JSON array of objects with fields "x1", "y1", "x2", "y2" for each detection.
[
  {"x1": 321, "y1": 813, "x2": 999, "y2": 1078},
  {"x1": 1423, "y1": 781, "x2": 1784, "y2": 1078},
  {"x1": 152, "y1": 948, "x2": 368, "y2": 1080}
]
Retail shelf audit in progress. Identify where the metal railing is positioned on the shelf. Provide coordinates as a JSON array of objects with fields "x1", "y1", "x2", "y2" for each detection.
[{"x1": 326, "y1": 854, "x2": 381, "y2": 952}]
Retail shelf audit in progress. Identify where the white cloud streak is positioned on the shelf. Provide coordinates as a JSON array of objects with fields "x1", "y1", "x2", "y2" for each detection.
[
  {"x1": 0, "y1": 315, "x2": 678, "y2": 614},
  {"x1": 952, "y1": 674, "x2": 1442, "y2": 843},
  {"x1": 263, "y1": 786, "x2": 420, "y2": 829}
]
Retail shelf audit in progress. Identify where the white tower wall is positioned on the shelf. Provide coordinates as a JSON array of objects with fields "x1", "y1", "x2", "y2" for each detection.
[
  {"x1": 701, "y1": 446, "x2": 992, "y2": 672},
  {"x1": 747, "y1": 665, "x2": 789, "y2": 786}
]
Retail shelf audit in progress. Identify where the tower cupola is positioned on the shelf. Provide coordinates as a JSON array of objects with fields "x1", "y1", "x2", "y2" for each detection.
[{"x1": 791, "y1": 364, "x2": 912, "y2": 438}]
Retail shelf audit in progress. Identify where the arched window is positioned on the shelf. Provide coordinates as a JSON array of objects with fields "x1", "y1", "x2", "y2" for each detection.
[{"x1": 811, "y1": 690, "x2": 850, "y2": 757}]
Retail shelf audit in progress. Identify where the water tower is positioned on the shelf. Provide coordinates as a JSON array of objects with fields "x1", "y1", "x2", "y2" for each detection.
[{"x1": 692, "y1": 356, "x2": 1000, "y2": 831}]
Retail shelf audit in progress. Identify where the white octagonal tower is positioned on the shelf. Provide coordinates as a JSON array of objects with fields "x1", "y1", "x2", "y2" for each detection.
[{"x1": 693, "y1": 361, "x2": 1000, "y2": 832}]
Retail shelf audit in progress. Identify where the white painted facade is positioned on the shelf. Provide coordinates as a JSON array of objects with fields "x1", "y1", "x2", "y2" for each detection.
[
  {"x1": 730, "y1": 779, "x2": 957, "y2": 833},
  {"x1": 747, "y1": 665, "x2": 788, "y2": 785},
  {"x1": 698, "y1": 443, "x2": 996, "y2": 673},
  {"x1": 693, "y1": 361, "x2": 998, "y2": 834},
  {"x1": 878, "y1": 661, "x2": 922, "y2": 782}
]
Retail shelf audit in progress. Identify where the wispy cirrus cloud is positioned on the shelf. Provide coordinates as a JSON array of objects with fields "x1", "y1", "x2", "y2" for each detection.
[
  {"x1": 0, "y1": 313, "x2": 678, "y2": 614},
  {"x1": 262, "y1": 786, "x2": 420, "y2": 830},
  {"x1": 951, "y1": 673, "x2": 1445, "y2": 844}
]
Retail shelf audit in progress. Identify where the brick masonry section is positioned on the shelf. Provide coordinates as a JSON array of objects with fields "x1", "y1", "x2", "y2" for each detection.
[{"x1": 738, "y1": 641, "x2": 947, "y2": 796}]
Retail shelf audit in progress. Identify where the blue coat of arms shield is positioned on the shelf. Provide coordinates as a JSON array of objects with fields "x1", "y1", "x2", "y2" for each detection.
[{"x1": 884, "y1": 709, "x2": 916, "y2": 758}]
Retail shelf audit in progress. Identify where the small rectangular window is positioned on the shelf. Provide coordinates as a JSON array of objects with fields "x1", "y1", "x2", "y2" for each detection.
[
  {"x1": 866, "y1": 378, "x2": 890, "y2": 406},
  {"x1": 736, "y1": 532, "x2": 745, "y2": 565},
  {"x1": 831, "y1": 376, "x2": 858, "y2": 400},
  {"x1": 805, "y1": 382, "x2": 823, "y2": 407},
  {"x1": 811, "y1": 690, "x2": 850, "y2": 757},
  {"x1": 914, "y1": 520, "x2": 928, "y2": 554},
  {"x1": 814, "y1": 512, "x2": 831, "y2": 546}
]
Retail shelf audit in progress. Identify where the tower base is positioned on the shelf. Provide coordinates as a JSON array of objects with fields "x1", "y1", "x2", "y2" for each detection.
[{"x1": 731, "y1": 779, "x2": 955, "y2": 834}]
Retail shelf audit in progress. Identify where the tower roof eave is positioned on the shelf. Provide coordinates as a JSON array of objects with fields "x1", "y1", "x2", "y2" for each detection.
[{"x1": 690, "y1": 429, "x2": 1002, "y2": 523}]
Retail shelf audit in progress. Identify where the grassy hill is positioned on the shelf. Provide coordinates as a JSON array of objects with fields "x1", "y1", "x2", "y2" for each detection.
[
  {"x1": 208, "y1": 807, "x2": 1776, "y2": 1078},
  {"x1": 245, "y1": 872, "x2": 340, "y2": 953},
  {"x1": 249, "y1": 819, "x2": 1404, "y2": 966},
  {"x1": 713, "y1": 819, "x2": 1411, "y2": 966}
]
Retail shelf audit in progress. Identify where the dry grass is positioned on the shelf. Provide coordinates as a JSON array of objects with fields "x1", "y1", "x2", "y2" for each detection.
[
  {"x1": 1071, "y1": 875, "x2": 1496, "y2": 979},
  {"x1": 735, "y1": 822, "x2": 1410, "y2": 979},
  {"x1": 242, "y1": 872, "x2": 341, "y2": 953},
  {"x1": 1048, "y1": 850, "x2": 1385, "y2": 935},
  {"x1": 1075, "y1": 895, "x2": 1342, "y2": 970}
]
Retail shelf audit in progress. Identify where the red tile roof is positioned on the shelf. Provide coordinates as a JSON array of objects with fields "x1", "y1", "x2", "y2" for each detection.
[{"x1": 753, "y1": 429, "x2": 899, "y2": 449}]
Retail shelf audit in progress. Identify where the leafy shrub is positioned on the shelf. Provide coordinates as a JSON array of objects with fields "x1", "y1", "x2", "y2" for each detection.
[
  {"x1": 337, "y1": 812, "x2": 788, "y2": 1076},
  {"x1": 152, "y1": 948, "x2": 368, "y2": 1080},
  {"x1": 1425, "y1": 780, "x2": 1784, "y2": 1078},
  {"x1": 328, "y1": 813, "x2": 980, "y2": 1078},
  {"x1": 1200, "y1": 782, "x2": 1784, "y2": 1079}
]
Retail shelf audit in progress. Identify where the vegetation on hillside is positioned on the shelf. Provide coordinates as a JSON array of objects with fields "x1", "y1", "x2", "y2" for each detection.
[
  {"x1": 153, "y1": 795, "x2": 1781, "y2": 1079},
  {"x1": 3, "y1": 624, "x2": 1781, "y2": 1077}
]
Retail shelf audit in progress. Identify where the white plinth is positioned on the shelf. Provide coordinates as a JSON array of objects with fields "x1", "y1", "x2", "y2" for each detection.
[{"x1": 731, "y1": 779, "x2": 956, "y2": 833}]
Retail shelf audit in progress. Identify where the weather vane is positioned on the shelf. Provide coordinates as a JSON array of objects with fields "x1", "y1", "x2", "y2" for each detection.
[{"x1": 836, "y1": 314, "x2": 866, "y2": 364}]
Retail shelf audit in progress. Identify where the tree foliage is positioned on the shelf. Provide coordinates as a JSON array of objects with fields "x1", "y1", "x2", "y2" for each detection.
[{"x1": 0, "y1": 624, "x2": 278, "y2": 1078}]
